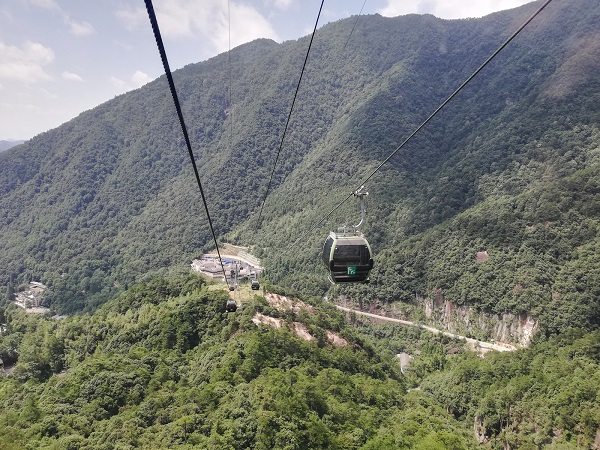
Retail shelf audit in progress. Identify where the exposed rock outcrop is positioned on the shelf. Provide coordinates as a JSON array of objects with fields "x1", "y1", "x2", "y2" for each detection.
[{"x1": 422, "y1": 290, "x2": 537, "y2": 346}]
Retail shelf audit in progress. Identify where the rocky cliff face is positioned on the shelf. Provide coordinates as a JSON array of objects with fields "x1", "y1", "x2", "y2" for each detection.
[{"x1": 422, "y1": 289, "x2": 538, "y2": 346}]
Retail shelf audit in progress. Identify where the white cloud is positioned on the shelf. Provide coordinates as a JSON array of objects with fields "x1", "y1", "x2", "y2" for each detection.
[
  {"x1": 0, "y1": 41, "x2": 54, "y2": 83},
  {"x1": 131, "y1": 70, "x2": 153, "y2": 87},
  {"x1": 117, "y1": 0, "x2": 278, "y2": 54},
  {"x1": 115, "y1": 6, "x2": 148, "y2": 31},
  {"x1": 110, "y1": 71, "x2": 155, "y2": 93},
  {"x1": 27, "y1": 0, "x2": 95, "y2": 36},
  {"x1": 62, "y1": 71, "x2": 83, "y2": 82},
  {"x1": 0, "y1": 63, "x2": 50, "y2": 83},
  {"x1": 66, "y1": 18, "x2": 95, "y2": 36},
  {"x1": 379, "y1": 0, "x2": 532, "y2": 19},
  {"x1": 264, "y1": 0, "x2": 293, "y2": 10},
  {"x1": 223, "y1": 3, "x2": 279, "y2": 51},
  {"x1": 0, "y1": 41, "x2": 54, "y2": 64},
  {"x1": 154, "y1": 2, "x2": 197, "y2": 38},
  {"x1": 110, "y1": 76, "x2": 128, "y2": 93}
]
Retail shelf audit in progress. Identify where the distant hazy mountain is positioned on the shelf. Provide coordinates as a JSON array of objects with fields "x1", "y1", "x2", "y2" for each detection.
[
  {"x1": 0, "y1": 140, "x2": 25, "y2": 152},
  {"x1": 0, "y1": 0, "x2": 598, "y2": 335}
]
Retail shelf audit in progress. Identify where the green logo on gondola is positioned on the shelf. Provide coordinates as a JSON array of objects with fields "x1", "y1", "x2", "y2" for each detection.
[{"x1": 347, "y1": 266, "x2": 357, "y2": 275}]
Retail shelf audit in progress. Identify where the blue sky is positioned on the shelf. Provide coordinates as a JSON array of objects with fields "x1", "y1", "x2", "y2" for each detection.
[{"x1": 0, "y1": 0, "x2": 532, "y2": 140}]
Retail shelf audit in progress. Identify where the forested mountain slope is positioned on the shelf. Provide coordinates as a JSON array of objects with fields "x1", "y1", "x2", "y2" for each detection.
[
  {"x1": 0, "y1": 275, "x2": 600, "y2": 450},
  {"x1": 1, "y1": 275, "x2": 598, "y2": 449},
  {"x1": 233, "y1": 0, "x2": 600, "y2": 335},
  {"x1": 0, "y1": 275, "x2": 467, "y2": 449},
  {"x1": 0, "y1": 0, "x2": 598, "y2": 334}
]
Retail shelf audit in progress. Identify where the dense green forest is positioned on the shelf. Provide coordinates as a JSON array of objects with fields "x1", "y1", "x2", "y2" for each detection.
[
  {"x1": 0, "y1": 1, "x2": 599, "y2": 333},
  {"x1": 1, "y1": 274, "x2": 598, "y2": 449},
  {"x1": 2, "y1": 1, "x2": 600, "y2": 447}
]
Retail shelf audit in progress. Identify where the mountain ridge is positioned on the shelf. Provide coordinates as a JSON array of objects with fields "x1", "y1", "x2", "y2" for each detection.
[
  {"x1": 0, "y1": 1, "x2": 598, "y2": 337},
  {"x1": 0, "y1": 140, "x2": 25, "y2": 152}
]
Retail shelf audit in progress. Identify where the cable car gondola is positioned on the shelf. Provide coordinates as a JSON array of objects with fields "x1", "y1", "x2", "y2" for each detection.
[
  {"x1": 322, "y1": 187, "x2": 374, "y2": 284},
  {"x1": 226, "y1": 299, "x2": 237, "y2": 313},
  {"x1": 322, "y1": 232, "x2": 373, "y2": 283}
]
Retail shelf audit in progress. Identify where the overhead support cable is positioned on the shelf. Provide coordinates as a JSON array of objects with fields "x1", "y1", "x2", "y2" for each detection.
[
  {"x1": 285, "y1": 0, "x2": 554, "y2": 253},
  {"x1": 144, "y1": 0, "x2": 228, "y2": 283},
  {"x1": 228, "y1": 0, "x2": 234, "y2": 159},
  {"x1": 343, "y1": 0, "x2": 367, "y2": 50},
  {"x1": 255, "y1": 0, "x2": 326, "y2": 230}
]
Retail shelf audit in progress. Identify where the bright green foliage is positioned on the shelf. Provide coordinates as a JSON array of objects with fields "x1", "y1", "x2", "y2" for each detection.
[
  {"x1": 1, "y1": 275, "x2": 599, "y2": 448},
  {"x1": 360, "y1": 392, "x2": 478, "y2": 450},
  {"x1": 420, "y1": 330, "x2": 600, "y2": 448},
  {"x1": 0, "y1": 275, "x2": 417, "y2": 449},
  {"x1": 1, "y1": 3, "x2": 600, "y2": 445}
]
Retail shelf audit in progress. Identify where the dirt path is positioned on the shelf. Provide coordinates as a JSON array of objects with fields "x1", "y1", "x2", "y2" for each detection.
[{"x1": 336, "y1": 305, "x2": 517, "y2": 352}]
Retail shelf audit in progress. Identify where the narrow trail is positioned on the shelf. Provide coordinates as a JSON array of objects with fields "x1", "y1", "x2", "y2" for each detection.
[{"x1": 336, "y1": 305, "x2": 517, "y2": 352}]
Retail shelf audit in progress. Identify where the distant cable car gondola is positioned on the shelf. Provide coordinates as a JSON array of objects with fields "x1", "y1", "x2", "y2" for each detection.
[
  {"x1": 226, "y1": 299, "x2": 237, "y2": 313},
  {"x1": 322, "y1": 187, "x2": 373, "y2": 284}
]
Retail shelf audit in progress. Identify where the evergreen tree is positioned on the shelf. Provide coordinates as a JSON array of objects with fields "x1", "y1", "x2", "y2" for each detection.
[{"x1": 6, "y1": 282, "x2": 14, "y2": 302}]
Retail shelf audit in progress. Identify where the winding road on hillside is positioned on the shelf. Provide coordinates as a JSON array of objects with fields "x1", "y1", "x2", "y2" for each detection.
[{"x1": 335, "y1": 305, "x2": 517, "y2": 352}]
